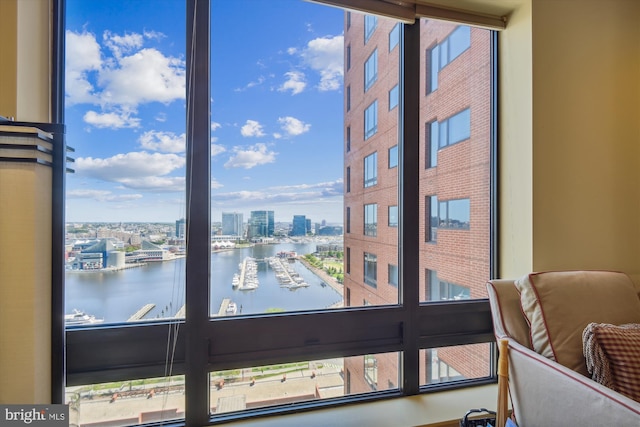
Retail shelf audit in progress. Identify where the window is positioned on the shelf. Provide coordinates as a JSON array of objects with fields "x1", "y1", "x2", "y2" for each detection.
[
  {"x1": 426, "y1": 195, "x2": 438, "y2": 242},
  {"x1": 389, "y1": 84, "x2": 399, "y2": 110},
  {"x1": 347, "y1": 11, "x2": 351, "y2": 30},
  {"x1": 427, "y1": 269, "x2": 470, "y2": 301},
  {"x1": 388, "y1": 206, "x2": 398, "y2": 227},
  {"x1": 364, "y1": 252, "x2": 377, "y2": 287},
  {"x1": 364, "y1": 49, "x2": 378, "y2": 91},
  {"x1": 388, "y1": 264, "x2": 398, "y2": 287},
  {"x1": 428, "y1": 26, "x2": 471, "y2": 93},
  {"x1": 439, "y1": 199, "x2": 470, "y2": 229},
  {"x1": 347, "y1": 44, "x2": 351, "y2": 70},
  {"x1": 57, "y1": 5, "x2": 495, "y2": 425},
  {"x1": 364, "y1": 152, "x2": 377, "y2": 188},
  {"x1": 388, "y1": 145, "x2": 398, "y2": 168},
  {"x1": 438, "y1": 108, "x2": 471, "y2": 148},
  {"x1": 364, "y1": 15, "x2": 377, "y2": 43},
  {"x1": 364, "y1": 203, "x2": 377, "y2": 236},
  {"x1": 389, "y1": 23, "x2": 399, "y2": 51},
  {"x1": 426, "y1": 121, "x2": 439, "y2": 168},
  {"x1": 364, "y1": 100, "x2": 378, "y2": 139}
]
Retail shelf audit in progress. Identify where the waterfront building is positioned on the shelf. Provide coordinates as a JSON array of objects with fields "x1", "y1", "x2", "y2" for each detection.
[
  {"x1": 291, "y1": 215, "x2": 307, "y2": 236},
  {"x1": 248, "y1": 210, "x2": 274, "y2": 239},
  {"x1": 306, "y1": 218, "x2": 312, "y2": 234},
  {"x1": 222, "y1": 212, "x2": 244, "y2": 237}
]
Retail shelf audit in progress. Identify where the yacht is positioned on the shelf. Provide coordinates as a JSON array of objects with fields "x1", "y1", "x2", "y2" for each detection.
[{"x1": 65, "y1": 309, "x2": 104, "y2": 326}]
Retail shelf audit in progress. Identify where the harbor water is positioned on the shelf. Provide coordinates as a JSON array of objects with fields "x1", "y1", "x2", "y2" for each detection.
[{"x1": 65, "y1": 242, "x2": 343, "y2": 323}]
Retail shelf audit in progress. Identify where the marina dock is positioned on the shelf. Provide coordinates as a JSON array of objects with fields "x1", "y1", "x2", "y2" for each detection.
[{"x1": 127, "y1": 303, "x2": 155, "y2": 321}]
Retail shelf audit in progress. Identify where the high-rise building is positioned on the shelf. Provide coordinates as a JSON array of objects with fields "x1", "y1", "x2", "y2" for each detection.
[
  {"x1": 343, "y1": 13, "x2": 491, "y2": 390},
  {"x1": 248, "y1": 210, "x2": 274, "y2": 239},
  {"x1": 222, "y1": 212, "x2": 244, "y2": 237},
  {"x1": 175, "y1": 218, "x2": 185, "y2": 238},
  {"x1": 291, "y1": 215, "x2": 307, "y2": 236}
]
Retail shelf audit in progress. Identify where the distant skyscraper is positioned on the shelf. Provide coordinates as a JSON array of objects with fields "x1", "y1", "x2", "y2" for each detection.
[
  {"x1": 175, "y1": 218, "x2": 185, "y2": 238},
  {"x1": 306, "y1": 218, "x2": 312, "y2": 234},
  {"x1": 222, "y1": 212, "x2": 244, "y2": 236},
  {"x1": 248, "y1": 210, "x2": 274, "y2": 239},
  {"x1": 291, "y1": 215, "x2": 307, "y2": 236}
]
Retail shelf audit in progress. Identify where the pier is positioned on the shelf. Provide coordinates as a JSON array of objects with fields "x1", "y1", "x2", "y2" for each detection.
[{"x1": 127, "y1": 303, "x2": 156, "y2": 321}]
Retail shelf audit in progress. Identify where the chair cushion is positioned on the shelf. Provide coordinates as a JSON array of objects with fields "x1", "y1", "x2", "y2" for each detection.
[
  {"x1": 583, "y1": 322, "x2": 640, "y2": 403},
  {"x1": 515, "y1": 270, "x2": 640, "y2": 376}
]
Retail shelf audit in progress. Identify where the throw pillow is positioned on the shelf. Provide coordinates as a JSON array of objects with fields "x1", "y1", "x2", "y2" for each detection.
[
  {"x1": 583, "y1": 322, "x2": 640, "y2": 403},
  {"x1": 515, "y1": 270, "x2": 640, "y2": 376}
]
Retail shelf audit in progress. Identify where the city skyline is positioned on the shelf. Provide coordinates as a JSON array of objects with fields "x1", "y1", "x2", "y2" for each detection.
[{"x1": 64, "y1": 0, "x2": 345, "y2": 224}]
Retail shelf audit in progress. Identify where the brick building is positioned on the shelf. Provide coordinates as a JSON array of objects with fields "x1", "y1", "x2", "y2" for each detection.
[{"x1": 343, "y1": 13, "x2": 492, "y2": 391}]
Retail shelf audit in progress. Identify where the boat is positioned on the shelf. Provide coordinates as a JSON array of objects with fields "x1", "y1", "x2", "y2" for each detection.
[
  {"x1": 65, "y1": 309, "x2": 104, "y2": 326},
  {"x1": 226, "y1": 302, "x2": 237, "y2": 315}
]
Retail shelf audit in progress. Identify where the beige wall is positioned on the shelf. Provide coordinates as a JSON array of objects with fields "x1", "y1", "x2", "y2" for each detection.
[
  {"x1": 0, "y1": 0, "x2": 51, "y2": 122},
  {"x1": 0, "y1": 0, "x2": 52, "y2": 404}
]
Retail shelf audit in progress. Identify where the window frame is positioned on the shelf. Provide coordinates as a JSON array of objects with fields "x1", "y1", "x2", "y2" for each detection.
[
  {"x1": 364, "y1": 99, "x2": 378, "y2": 139},
  {"x1": 364, "y1": 203, "x2": 378, "y2": 237},
  {"x1": 364, "y1": 48, "x2": 378, "y2": 91},
  {"x1": 364, "y1": 151, "x2": 378, "y2": 188},
  {"x1": 58, "y1": 5, "x2": 498, "y2": 424}
]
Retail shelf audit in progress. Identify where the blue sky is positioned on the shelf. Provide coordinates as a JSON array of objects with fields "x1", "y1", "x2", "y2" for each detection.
[{"x1": 65, "y1": 0, "x2": 345, "y2": 224}]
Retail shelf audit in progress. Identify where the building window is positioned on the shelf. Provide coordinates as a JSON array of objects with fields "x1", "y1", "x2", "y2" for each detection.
[
  {"x1": 364, "y1": 100, "x2": 378, "y2": 139},
  {"x1": 364, "y1": 15, "x2": 377, "y2": 43},
  {"x1": 346, "y1": 247, "x2": 351, "y2": 274},
  {"x1": 347, "y1": 85, "x2": 351, "y2": 111},
  {"x1": 388, "y1": 264, "x2": 398, "y2": 287},
  {"x1": 364, "y1": 355, "x2": 378, "y2": 390},
  {"x1": 364, "y1": 152, "x2": 377, "y2": 188},
  {"x1": 426, "y1": 120, "x2": 439, "y2": 168},
  {"x1": 439, "y1": 199, "x2": 470, "y2": 229},
  {"x1": 364, "y1": 203, "x2": 377, "y2": 236},
  {"x1": 428, "y1": 26, "x2": 471, "y2": 93},
  {"x1": 388, "y1": 145, "x2": 398, "y2": 168},
  {"x1": 426, "y1": 195, "x2": 438, "y2": 242},
  {"x1": 389, "y1": 23, "x2": 399, "y2": 51},
  {"x1": 427, "y1": 270, "x2": 471, "y2": 301},
  {"x1": 346, "y1": 166, "x2": 351, "y2": 192},
  {"x1": 347, "y1": 44, "x2": 351, "y2": 70},
  {"x1": 347, "y1": 11, "x2": 351, "y2": 30},
  {"x1": 439, "y1": 108, "x2": 471, "y2": 148},
  {"x1": 388, "y1": 205, "x2": 398, "y2": 227},
  {"x1": 364, "y1": 49, "x2": 378, "y2": 91},
  {"x1": 346, "y1": 126, "x2": 351, "y2": 152},
  {"x1": 364, "y1": 252, "x2": 377, "y2": 287},
  {"x1": 347, "y1": 206, "x2": 351, "y2": 233},
  {"x1": 389, "y1": 84, "x2": 399, "y2": 110}
]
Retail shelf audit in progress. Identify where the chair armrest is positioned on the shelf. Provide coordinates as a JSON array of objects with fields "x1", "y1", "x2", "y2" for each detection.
[{"x1": 507, "y1": 339, "x2": 640, "y2": 426}]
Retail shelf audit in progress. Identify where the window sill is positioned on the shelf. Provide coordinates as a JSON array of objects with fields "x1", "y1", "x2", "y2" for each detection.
[{"x1": 222, "y1": 384, "x2": 498, "y2": 427}]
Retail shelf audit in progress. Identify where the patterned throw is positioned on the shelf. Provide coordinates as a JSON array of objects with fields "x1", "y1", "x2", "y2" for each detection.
[{"x1": 583, "y1": 322, "x2": 640, "y2": 403}]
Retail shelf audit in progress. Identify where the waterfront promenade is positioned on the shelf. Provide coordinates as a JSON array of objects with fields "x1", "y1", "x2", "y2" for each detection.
[{"x1": 297, "y1": 257, "x2": 344, "y2": 307}]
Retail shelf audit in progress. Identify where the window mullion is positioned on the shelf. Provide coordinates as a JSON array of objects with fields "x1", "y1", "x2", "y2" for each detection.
[
  {"x1": 399, "y1": 19, "x2": 421, "y2": 395},
  {"x1": 185, "y1": 0, "x2": 211, "y2": 425}
]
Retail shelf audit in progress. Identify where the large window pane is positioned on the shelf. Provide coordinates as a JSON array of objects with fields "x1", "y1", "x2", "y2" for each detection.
[
  {"x1": 420, "y1": 344, "x2": 491, "y2": 386},
  {"x1": 64, "y1": 0, "x2": 187, "y2": 326}
]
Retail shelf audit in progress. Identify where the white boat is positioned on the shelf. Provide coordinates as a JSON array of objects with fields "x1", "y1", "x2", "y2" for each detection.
[{"x1": 65, "y1": 309, "x2": 104, "y2": 326}]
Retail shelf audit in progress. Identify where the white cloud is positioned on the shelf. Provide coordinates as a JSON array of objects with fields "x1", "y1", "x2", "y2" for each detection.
[
  {"x1": 83, "y1": 110, "x2": 140, "y2": 128},
  {"x1": 234, "y1": 76, "x2": 266, "y2": 92},
  {"x1": 224, "y1": 143, "x2": 277, "y2": 169},
  {"x1": 155, "y1": 112, "x2": 167, "y2": 122},
  {"x1": 278, "y1": 116, "x2": 311, "y2": 137},
  {"x1": 211, "y1": 144, "x2": 226, "y2": 157},
  {"x1": 240, "y1": 120, "x2": 266, "y2": 137},
  {"x1": 279, "y1": 71, "x2": 306, "y2": 95},
  {"x1": 76, "y1": 151, "x2": 185, "y2": 189},
  {"x1": 138, "y1": 130, "x2": 185, "y2": 153},
  {"x1": 211, "y1": 179, "x2": 223, "y2": 189},
  {"x1": 98, "y1": 47, "x2": 185, "y2": 106},
  {"x1": 211, "y1": 122, "x2": 222, "y2": 131},
  {"x1": 300, "y1": 35, "x2": 344, "y2": 91},
  {"x1": 65, "y1": 30, "x2": 102, "y2": 105},
  {"x1": 103, "y1": 31, "x2": 144, "y2": 58},
  {"x1": 67, "y1": 189, "x2": 143, "y2": 202},
  {"x1": 212, "y1": 179, "x2": 343, "y2": 203}
]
